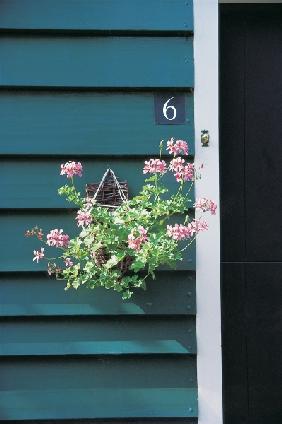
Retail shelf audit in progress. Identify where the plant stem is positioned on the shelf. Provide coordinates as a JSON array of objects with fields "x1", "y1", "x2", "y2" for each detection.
[
  {"x1": 176, "y1": 180, "x2": 184, "y2": 195},
  {"x1": 159, "y1": 140, "x2": 163, "y2": 158},
  {"x1": 187, "y1": 180, "x2": 194, "y2": 195},
  {"x1": 180, "y1": 236, "x2": 196, "y2": 252},
  {"x1": 154, "y1": 174, "x2": 159, "y2": 202}
]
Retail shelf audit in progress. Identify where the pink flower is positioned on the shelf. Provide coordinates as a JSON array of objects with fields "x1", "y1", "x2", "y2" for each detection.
[
  {"x1": 210, "y1": 202, "x2": 217, "y2": 215},
  {"x1": 127, "y1": 226, "x2": 148, "y2": 251},
  {"x1": 64, "y1": 258, "x2": 73, "y2": 267},
  {"x1": 33, "y1": 247, "x2": 45, "y2": 263},
  {"x1": 167, "y1": 219, "x2": 208, "y2": 241},
  {"x1": 174, "y1": 163, "x2": 195, "y2": 182},
  {"x1": 188, "y1": 219, "x2": 209, "y2": 235},
  {"x1": 76, "y1": 210, "x2": 92, "y2": 227},
  {"x1": 25, "y1": 226, "x2": 44, "y2": 240},
  {"x1": 137, "y1": 226, "x2": 148, "y2": 241},
  {"x1": 128, "y1": 234, "x2": 142, "y2": 251},
  {"x1": 83, "y1": 197, "x2": 97, "y2": 211},
  {"x1": 167, "y1": 224, "x2": 190, "y2": 240},
  {"x1": 143, "y1": 159, "x2": 167, "y2": 174},
  {"x1": 47, "y1": 229, "x2": 69, "y2": 248},
  {"x1": 166, "y1": 138, "x2": 189, "y2": 156},
  {"x1": 169, "y1": 157, "x2": 185, "y2": 173},
  {"x1": 182, "y1": 164, "x2": 195, "y2": 181},
  {"x1": 194, "y1": 198, "x2": 217, "y2": 215},
  {"x1": 60, "y1": 161, "x2": 83, "y2": 178}
]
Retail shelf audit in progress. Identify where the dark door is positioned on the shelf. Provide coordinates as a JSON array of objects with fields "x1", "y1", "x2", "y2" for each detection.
[{"x1": 220, "y1": 5, "x2": 282, "y2": 424}]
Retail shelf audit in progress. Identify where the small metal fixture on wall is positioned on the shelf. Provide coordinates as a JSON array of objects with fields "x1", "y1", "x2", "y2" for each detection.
[{"x1": 201, "y1": 130, "x2": 210, "y2": 147}]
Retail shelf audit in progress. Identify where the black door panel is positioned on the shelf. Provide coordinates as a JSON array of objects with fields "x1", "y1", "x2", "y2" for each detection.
[{"x1": 220, "y1": 5, "x2": 282, "y2": 423}]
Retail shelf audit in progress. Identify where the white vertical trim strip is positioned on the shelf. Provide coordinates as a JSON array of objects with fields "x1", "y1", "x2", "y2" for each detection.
[{"x1": 194, "y1": 1, "x2": 223, "y2": 424}]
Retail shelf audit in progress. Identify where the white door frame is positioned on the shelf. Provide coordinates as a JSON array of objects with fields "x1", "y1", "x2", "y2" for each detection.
[{"x1": 194, "y1": 2, "x2": 222, "y2": 424}]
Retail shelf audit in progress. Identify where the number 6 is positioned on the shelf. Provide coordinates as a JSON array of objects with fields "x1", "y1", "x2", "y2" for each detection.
[{"x1": 163, "y1": 97, "x2": 177, "y2": 120}]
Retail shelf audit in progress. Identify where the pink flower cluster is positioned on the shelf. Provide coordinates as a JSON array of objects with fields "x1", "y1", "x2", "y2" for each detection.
[
  {"x1": 167, "y1": 219, "x2": 208, "y2": 241},
  {"x1": 33, "y1": 247, "x2": 45, "y2": 263},
  {"x1": 143, "y1": 159, "x2": 167, "y2": 175},
  {"x1": 25, "y1": 226, "x2": 44, "y2": 240},
  {"x1": 169, "y1": 157, "x2": 185, "y2": 172},
  {"x1": 142, "y1": 138, "x2": 193, "y2": 182},
  {"x1": 76, "y1": 210, "x2": 92, "y2": 227},
  {"x1": 83, "y1": 197, "x2": 97, "y2": 211},
  {"x1": 47, "y1": 229, "x2": 70, "y2": 248},
  {"x1": 166, "y1": 138, "x2": 189, "y2": 156},
  {"x1": 128, "y1": 226, "x2": 148, "y2": 251},
  {"x1": 169, "y1": 158, "x2": 195, "y2": 182},
  {"x1": 47, "y1": 262, "x2": 62, "y2": 276},
  {"x1": 60, "y1": 161, "x2": 83, "y2": 178},
  {"x1": 194, "y1": 198, "x2": 217, "y2": 215},
  {"x1": 64, "y1": 258, "x2": 73, "y2": 267}
]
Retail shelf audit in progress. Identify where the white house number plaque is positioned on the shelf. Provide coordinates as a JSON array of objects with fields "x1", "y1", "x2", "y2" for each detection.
[{"x1": 154, "y1": 94, "x2": 186, "y2": 125}]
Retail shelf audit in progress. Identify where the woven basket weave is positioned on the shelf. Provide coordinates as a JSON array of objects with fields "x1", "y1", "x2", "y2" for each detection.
[
  {"x1": 87, "y1": 169, "x2": 132, "y2": 274},
  {"x1": 93, "y1": 248, "x2": 134, "y2": 275},
  {"x1": 86, "y1": 168, "x2": 128, "y2": 208}
]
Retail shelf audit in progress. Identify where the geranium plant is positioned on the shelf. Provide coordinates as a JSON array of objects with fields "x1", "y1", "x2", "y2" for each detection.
[{"x1": 26, "y1": 138, "x2": 216, "y2": 299}]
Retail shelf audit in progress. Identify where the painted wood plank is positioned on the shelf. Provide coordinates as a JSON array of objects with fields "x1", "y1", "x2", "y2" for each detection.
[
  {"x1": 0, "y1": 418, "x2": 196, "y2": 424},
  {"x1": 0, "y1": 316, "x2": 196, "y2": 354},
  {"x1": 0, "y1": 36, "x2": 193, "y2": 87},
  {"x1": 0, "y1": 358, "x2": 197, "y2": 419},
  {"x1": 245, "y1": 10, "x2": 282, "y2": 263},
  {"x1": 220, "y1": 8, "x2": 245, "y2": 262},
  {"x1": 0, "y1": 213, "x2": 196, "y2": 272},
  {"x1": 0, "y1": 356, "x2": 197, "y2": 390},
  {"x1": 0, "y1": 0, "x2": 193, "y2": 31},
  {"x1": 221, "y1": 262, "x2": 248, "y2": 424},
  {"x1": 0, "y1": 340, "x2": 194, "y2": 356},
  {"x1": 0, "y1": 388, "x2": 198, "y2": 420},
  {"x1": 245, "y1": 263, "x2": 282, "y2": 423},
  {"x1": 0, "y1": 158, "x2": 195, "y2": 209},
  {"x1": 0, "y1": 92, "x2": 194, "y2": 156},
  {"x1": 0, "y1": 271, "x2": 196, "y2": 316}
]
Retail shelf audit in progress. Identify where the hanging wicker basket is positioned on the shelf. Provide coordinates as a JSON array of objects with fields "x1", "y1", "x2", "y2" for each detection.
[
  {"x1": 86, "y1": 168, "x2": 128, "y2": 209},
  {"x1": 93, "y1": 248, "x2": 134, "y2": 275},
  {"x1": 86, "y1": 169, "x2": 133, "y2": 274}
]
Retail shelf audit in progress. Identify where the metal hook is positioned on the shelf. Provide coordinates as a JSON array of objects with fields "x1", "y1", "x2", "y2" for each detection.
[{"x1": 201, "y1": 130, "x2": 210, "y2": 147}]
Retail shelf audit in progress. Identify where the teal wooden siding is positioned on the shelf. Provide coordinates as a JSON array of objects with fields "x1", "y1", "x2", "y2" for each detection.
[
  {"x1": 0, "y1": 272, "x2": 196, "y2": 316},
  {"x1": 0, "y1": 37, "x2": 193, "y2": 87},
  {"x1": 0, "y1": 92, "x2": 194, "y2": 155},
  {"x1": 0, "y1": 1, "x2": 196, "y2": 423},
  {"x1": 0, "y1": 213, "x2": 195, "y2": 272},
  {"x1": 0, "y1": 0, "x2": 193, "y2": 32},
  {"x1": 0, "y1": 158, "x2": 195, "y2": 209}
]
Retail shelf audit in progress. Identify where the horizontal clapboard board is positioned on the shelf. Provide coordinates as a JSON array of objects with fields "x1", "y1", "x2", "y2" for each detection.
[
  {"x1": 0, "y1": 355, "x2": 197, "y2": 423},
  {"x1": 0, "y1": 316, "x2": 196, "y2": 354},
  {"x1": 0, "y1": 213, "x2": 196, "y2": 272},
  {"x1": 0, "y1": 340, "x2": 194, "y2": 356},
  {"x1": 0, "y1": 356, "x2": 197, "y2": 390},
  {"x1": 0, "y1": 271, "x2": 196, "y2": 316},
  {"x1": 0, "y1": 158, "x2": 195, "y2": 209},
  {"x1": 0, "y1": 92, "x2": 194, "y2": 156},
  {"x1": 0, "y1": 36, "x2": 193, "y2": 88},
  {"x1": 0, "y1": 356, "x2": 197, "y2": 419},
  {"x1": 0, "y1": 388, "x2": 197, "y2": 420},
  {"x1": 0, "y1": 0, "x2": 193, "y2": 32}
]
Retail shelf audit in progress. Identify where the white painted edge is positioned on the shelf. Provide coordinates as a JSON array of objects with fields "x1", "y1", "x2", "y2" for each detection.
[{"x1": 194, "y1": 1, "x2": 222, "y2": 424}]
